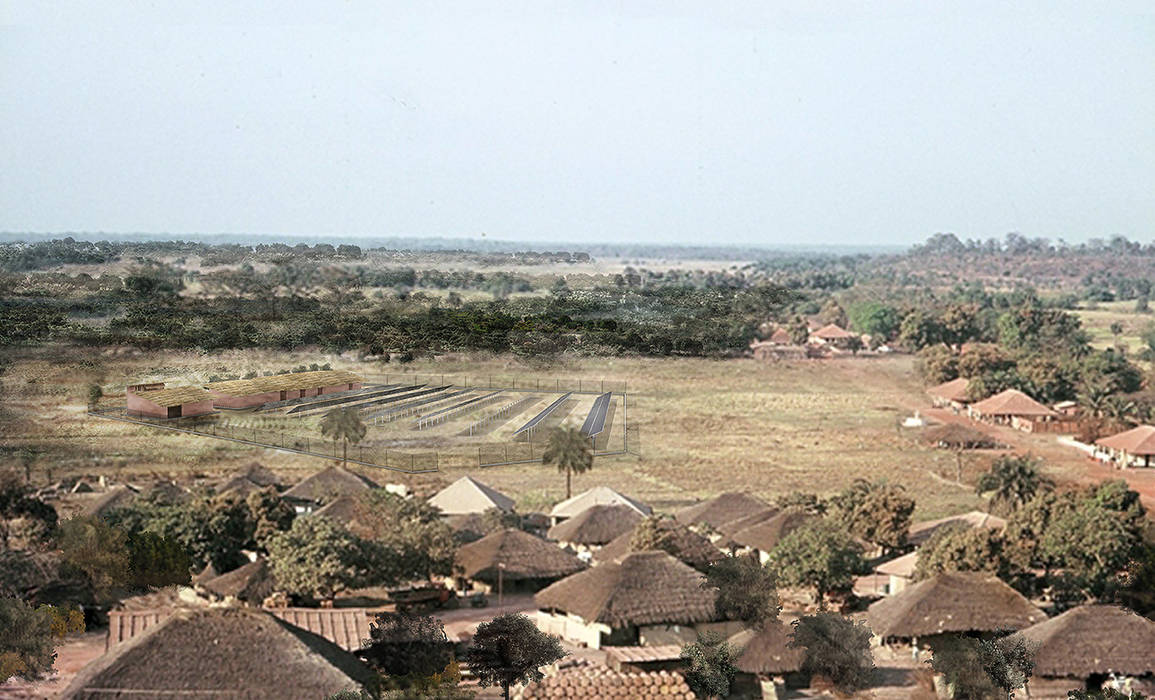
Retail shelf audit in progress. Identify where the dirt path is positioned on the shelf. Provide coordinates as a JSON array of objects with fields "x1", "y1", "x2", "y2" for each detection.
[{"x1": 922, "y1": 407, "x2": 1155, "y2": 511}]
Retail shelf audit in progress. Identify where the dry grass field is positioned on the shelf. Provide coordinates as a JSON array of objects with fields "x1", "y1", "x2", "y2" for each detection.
[
  {"x1": 1, "y1": 347, "x2": 967, "y2": 517},
  {"x1": 3, "y1": 346, "x2": 1105, "y2": 520},
  {"x1": 1073, "y1": 300, "x2": 1152, "y2": 353}
]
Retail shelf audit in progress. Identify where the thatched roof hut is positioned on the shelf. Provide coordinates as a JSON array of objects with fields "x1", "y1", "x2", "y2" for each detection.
[
  {"x1": 82, "y1": 485, "x2": 138, "y2": 518},
  {"x1": 199, "y1": 558, "x2": 277, "y2": 604},
  {"x1": 922, "y1": 423, "x2": 1002, "y2": 450},
  {"x1": 867, "y1": 572, "x2": 1045, "y2": 640},
  {"x1": 730, "y1": 621, "x2": 805, "y2": 676},
  {"x1": 62, "y1": 607, "x2": 377, "y2": 699},
  {"x1": 716, "y1": 507, "x2": 781, "y2": 537},
  {"x1": 547, "y1": 504, "x2": 645, "y2": 546},
  {"x1": 535, "y1": 551, "x2": 717, "y2": 628},
  {"x1": 455, "y1": 528, "x2": 585, "y2": 584},
  {"x1": 549, "y1": 486, "x2": 652, "y2": 522},
  {"x1": 1008, "y1": 604, "x2": 1155, "y2": 679},
  {"x1": 0, "y1": 549, "x2": 93, "y2": 608},
  {"x1": 675, "y1": 492, "x2": 772, "y2": 531},
  {"x1": 218, "y1": 463, "x2": 282, "y2": 497},
  {"x1": 593, "y1": 520, "x2": 723, "y2": 571},
  {"x1": 281, "y1": 466, "x2": 377, "y2": 505},
  {"x1": 907, "y1": 511, "x2": 1006, "y2": 547},
  {"x1": 927, "y1": 377, "x2": 971, "y2": 404},
  {"x1": 970, "y1": 389, "x2": 1057, "y2": 419},
  {"x1": 311, "y1": 494, "x2": 360, "y2": 527},
  {"x1": 427, "y1": 476, "x2": 515, "y2": 516},
  {"x1": 727, "y1": 510, "x2": 817, "y2": 554}
]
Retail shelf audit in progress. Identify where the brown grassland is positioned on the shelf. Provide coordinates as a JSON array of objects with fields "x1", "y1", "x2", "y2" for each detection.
[{"x1": 2, "y1": 345, "x2": 1111, "y2": 520}]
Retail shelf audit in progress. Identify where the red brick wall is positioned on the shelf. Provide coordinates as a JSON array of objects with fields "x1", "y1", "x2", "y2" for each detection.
[{"x1": 126, "y1": 393, "x2": 168, "y2": 418}]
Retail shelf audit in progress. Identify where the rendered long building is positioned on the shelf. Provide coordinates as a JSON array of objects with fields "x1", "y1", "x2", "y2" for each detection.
[{"x1": 124, "y1": 369, "x2": 363, "y2": 417}]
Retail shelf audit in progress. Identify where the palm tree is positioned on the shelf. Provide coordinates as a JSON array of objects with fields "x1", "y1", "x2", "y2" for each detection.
[
  {"x1": 975, "y1": 455, "x2": 1053, "y2": 515},
  {"x1": 541, "y1": 426, "x2": 593, "y2": 499},
  {"x1": 320, "y1": 407, "x2": 366, "y2": 466}
]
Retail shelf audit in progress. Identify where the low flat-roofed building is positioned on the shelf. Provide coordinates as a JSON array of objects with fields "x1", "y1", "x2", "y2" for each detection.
[
  {"x1": 205, "y1": 369, "x2": 362, "y2": 409},
  {"x1": 126, "y1": 384, "x2": 215, "y2": 419}
]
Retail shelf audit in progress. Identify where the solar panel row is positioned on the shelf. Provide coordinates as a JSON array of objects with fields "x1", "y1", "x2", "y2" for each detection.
[
  {"x1": 580, "y1": 392, "x2": 612, "y2": 438},
  {"x1": 513, "y1": 392, "x2": 573, "y2": 436},
  {"x1": 284, "y1": 384, "x2": 411, "y2": 415}
]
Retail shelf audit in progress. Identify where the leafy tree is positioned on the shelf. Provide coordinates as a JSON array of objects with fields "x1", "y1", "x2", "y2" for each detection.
[
  {"x1": 1040, "y1": 498, "x2": 1143, "y2": 600},
  {"x1": 541, "y1": 426, "x2": 593, "y2": 500},
  {"x1": 125, "y1": 530, "x2": 192, "y2": 589},
  {"x1": 770, "y1": 520, "x2": 865, "y2": 605},
  {"x1": 788, "y1": 612, "x2": 874, "y2": 695},
  {"x1": 466, "y1": 613, "x2": 566, "y2": 700},
  {"x1": 320, "y1": 407, "x2": 367, "y2": 466},
  {"x1": 918, "y1": 345, "x2": 959, "y2": 384},
  {"x1": 348, "y1": 489, "x2": 457, "y2": 580},
  {"x1": 680, "y1": 633, "x2": 738, "y2": 698},
  {"x1": 360, "y1": 613, "x2": 452, "y2": 686},
  {"x1": 900, "y1": 311, "x2": 946, "y2": 351},
  {"x1": 914, "y1": 523, "x2": 1008, "y2": 580},
  {"x1": 928, "y1": 634, "x2": 1035, "y2": 700},
  {"x1": 1110, "y1": 321, "x2": 1125, "y2": 345},
  {"x1": 787, "y1": 315, "x2": 811, "y2": 345},
  {"x1": 86, "y1": 383, "x2": 103, "y2": 410},
  {"x1": 704, "y1": 554, "x2": 780, "y2": 625},
  {"x1": 0, "y1": 469, "x2": 58, "y2": 549},
  {"x1": 847, "y1": 302, "x2": 901, "y2": 340},
  {"x1": 56, "y1": 516, "x2": 130, "y2": 599},
  {"x1": 265, "y1": 516, "x2": 376, "y2": 599},
  {"x1": 958, "y1": 343, "x2": 1015, "y2": 378},
  {"x1": 975, "y1": 455, "x2": 1053, "y2": 515},
  {"x1": 0, "y1": 597, "x2": 55, "y2": 683},
  {"x1": 828, "y1": 479, "x2": 914, "y2": 554}
]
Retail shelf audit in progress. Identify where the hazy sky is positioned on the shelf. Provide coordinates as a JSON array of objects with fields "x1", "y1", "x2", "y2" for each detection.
[{"x1": 2, "y1": 2, "x2": 1152, "y2": 247}]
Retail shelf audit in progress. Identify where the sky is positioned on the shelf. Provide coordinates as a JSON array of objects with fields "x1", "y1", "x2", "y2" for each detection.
[{"x1": 1, "y1": 1, "x2": 1153, "y2": 247}]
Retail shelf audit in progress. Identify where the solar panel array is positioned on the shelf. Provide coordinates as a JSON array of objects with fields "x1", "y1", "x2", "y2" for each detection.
[
  {"x1": 580, "y1": 392, "x2": 613, "y2": 438},
  {"x1": 414, "y1": 390, "x2": 506, "y2": 430},
  {"x1": 368, "y1": 388, "x2": 472, "y2": 423},
  {"x1": 284, "y1": 384, "x2": 411, "y2": 415},
  {"x1": 513, "y1": 392, "x2": 572, "y2": 436}
]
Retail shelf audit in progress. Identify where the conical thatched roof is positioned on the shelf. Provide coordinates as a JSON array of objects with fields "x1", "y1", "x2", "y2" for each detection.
[
  {"x1": 535, "y1": 551, "x2": 717, "y2": 628},
  {"x1": 219, "y1": 463, "x2": 282, "y2": 496},
  {"x1": 312, "y1": 494, "x2": 361, "y2": 527},
  {"x1": 192, "y1": 563, "x2": 219, "y2": 584},
  {"x1": 281, "y1": 466, "x2": 377, "y2": 503},
  {"x1": 549, "y1": 486, "x2": 652, "y2": 520},
  {"x1": 866, "y1": 572, "x2": 1045, "y2": 639},
  {"x1": 730, "y1": 621, "x2": 805, "y2": 675},
  {"x1": 83, "y1": 485, "x2": 138, "y2": 518},
  {"x1": 812, "y1": 323, "x2": 855, "y2": 340},
  {"x1": 61, "y1": 607, "x2": 376, "y2": 699},
  {"x1": 922, "y1": 423, "x2": 1001, "y2": 449},
  {"x1": 727, "y1": 510, "x2": 817, "y2": 552},
  {"x1": 907, "y1": 511, "x2": 1006, "y2": 547},
  {"x1": 1008, "y1": 604, "x2": 1155, "y2": 678},
  {"x1": 547, "y1": 504, "x2": 645, "y2": 545},
  {"x1": 594, "y1": 520, "x2": 723, "y2": 571},
  {"x1": 716, "y1": 507, "x2": 780, "y2": 537},
  {"x1": 428, "y1": 476, "x2": 515, "y2": 516},
  {"x1": 199, "y1": 558, "x2": 277, "y2": 604},
  {"x1": 455, "y1": 528, "x2": 585, "y2": 583},
  {"x1": 675, "y1": 492, "x2": 771, "y2": 530}
]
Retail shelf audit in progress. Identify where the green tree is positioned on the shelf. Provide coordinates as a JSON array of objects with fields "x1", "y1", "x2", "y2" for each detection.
[
  {"x1": 770, "y1": 520, "x2": 865, "y2": 605},
  {"x1": 86, "y1": 383, "x2": 103, "y2": 411},
  {"x1": 466, "y1": 613, "x2": 566, "y2": 700},
  {"x1": 1040, "y1": 499, "x2": 1143, "y2": 600},
  {"x1": 56, "y1": 516, "x2": 131, "y2": 600},
  {"x1": 680, "y1": 633, "x2": 738, "y2": 698},
  {"x1": 828, "y1": 479, "x2": 914, "y2": 554},
  {"x1": 1110, "y1": 321, "x2": 1125, "y2": 345},
  {"x1": 0, "y1": 597, "x2": 56, "y2": 683},
  {"x1": 360, "y1": 613, "x2": 452, "y2": 687},
  {"x1": 265, "y1": 516, "x2": 375, "y2": 599},
  {"x1": 900, "y1": 311, "x2": 946, "y2": 351},
  {"x1": 348, "y1": 489, "x2": 457, "y2": 581},
  {"x1": 975, "y1": 455, "x2": 1053, "y2": 515},
  {"x1": 788, "y1": 612, "x2": 874, "y2": 695},
  {"x1": 541, "y1": 426, "x2": 593, "y2": 500},
  {"x1": 918, "y1": 345, "x2": 959, "y2": 384},
  {"x1": 320, "y1": 407, "x2": 368, "y2": 466},
  {"x1": 125, "y1": 530, "x2": 192, "y2": 589},
  {"x1": 847, "y1": 302, "x2": 901, "y2": 340},
  {"x1": 0, "y1": 469, "x2": 58, "y2": 549},
  {"x1": 704, "y1": 554, "x2": 780, "y2": 626},
  {"x1": 787, "y1": 315, "x2": 811, "y2": 345},
  {"x1": 914, "y1": 523, "x2": 1008, "y2": 580},
  {"x1": 928, "y1": 634, "x2": 1035, "y2": 700}
]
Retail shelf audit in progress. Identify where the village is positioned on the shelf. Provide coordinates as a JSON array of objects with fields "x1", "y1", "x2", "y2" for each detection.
[{"x1": 4, "y1": 346, "x2": 1155, "y2": 699}]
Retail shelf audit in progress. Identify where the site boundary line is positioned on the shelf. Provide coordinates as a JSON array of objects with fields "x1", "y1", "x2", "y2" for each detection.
[{"x1": 87, "y1": 409, "x2": 439, "y2": 474}]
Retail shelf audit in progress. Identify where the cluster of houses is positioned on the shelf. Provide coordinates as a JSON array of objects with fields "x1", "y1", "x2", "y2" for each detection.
[
  {"x1": 749, "y1": 321, "x2": 870, "y2": 361},
  {"x1": 928, "y1": 378, "x2": 1155, "y2": 468},
  {"x1": 27, "y1": 466, "x2": 1155, "y2": 698},
  {"x1": 124, "y1": 368, "x2": 364, "y2": 419}
]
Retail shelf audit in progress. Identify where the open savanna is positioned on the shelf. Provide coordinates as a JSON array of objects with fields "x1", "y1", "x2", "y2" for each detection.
[
  {"x1": 3, "y1": 347, "x2": 1016, "y2": 520},
  {"x1": 1073, "y1": 300, "x2": 1152, "y2": 354}
]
